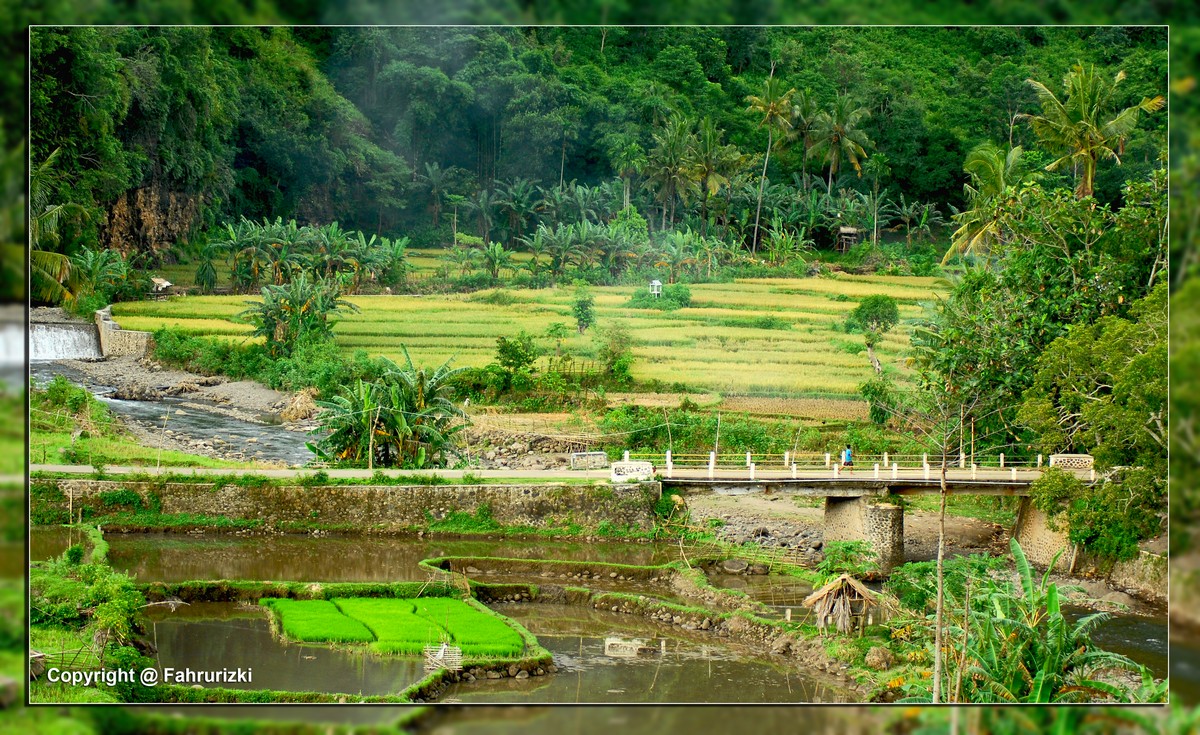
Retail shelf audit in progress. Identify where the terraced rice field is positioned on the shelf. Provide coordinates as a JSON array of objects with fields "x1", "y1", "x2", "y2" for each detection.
[
  {"x1": 261, "y1": 597, "x2": 526, "y2": 658},
  {"x1": 113, "y1": 275, "x2": 943, "y2": 397}
]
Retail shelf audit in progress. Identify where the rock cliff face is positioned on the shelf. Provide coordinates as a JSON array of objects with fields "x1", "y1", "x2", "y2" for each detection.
[{"x1": 101, "y1": 184, "x2": 203, "y2": 257}]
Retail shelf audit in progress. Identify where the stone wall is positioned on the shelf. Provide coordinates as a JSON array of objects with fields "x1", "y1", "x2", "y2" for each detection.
[
  {"x1": 50, "y1": 480, "x2": 659, "y2": 533},
  {"x1": 95, "y1": 306, "x2": 153, "y2": 358},
  {"x1": 1011, "y1": 497, "x2": 1072, "y2": 571},
  {"x1": 1107, "y1": 551, "x2": 1167, "y2": 603},
  {"x1": 824, "y1": 496, "x2": 904, "y2": 574}
]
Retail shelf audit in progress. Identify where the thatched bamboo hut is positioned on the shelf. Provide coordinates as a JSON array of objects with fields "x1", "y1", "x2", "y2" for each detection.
[{"x1": 802, "y1": 574, "x2": 878, "y2": 635}]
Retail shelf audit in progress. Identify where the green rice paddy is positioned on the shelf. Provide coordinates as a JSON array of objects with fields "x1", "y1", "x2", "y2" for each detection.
[
  {"x1": 261, "y1": 597, "x2": 526, "y2": 658},
  {"x1": 115, "y1": 275, "x2": 943, "y2": 397}
]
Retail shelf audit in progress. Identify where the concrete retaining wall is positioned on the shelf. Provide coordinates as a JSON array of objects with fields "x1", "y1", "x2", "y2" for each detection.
[
  {"x1": 824, "y1": 496, "x2": 904, "y2": 574},
  {"x1": 49, "y1": 480, "x2": 659, "y2": 533},
  {"x1": 1011, "y1": 497, "x2": 1166, "y2": 602},
  {"x1": 95, "y1": 306, "x2": 153, "y2": 358}
]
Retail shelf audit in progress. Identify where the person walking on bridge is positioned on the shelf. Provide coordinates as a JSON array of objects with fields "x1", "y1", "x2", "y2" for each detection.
[{"x1": 841, "y1": 445, "x2": 854, "y2": 474}]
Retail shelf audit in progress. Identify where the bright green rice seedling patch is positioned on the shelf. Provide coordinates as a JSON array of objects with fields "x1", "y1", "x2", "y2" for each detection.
[
  {"x1": 260, "y1": 599, "x2": 375, "y2": 643},
  {"x1": 410, "y1": 598, "x2": 525, "y2": 658},
  {"x1": 333, "y1": 598, "x2": 449, "y2": 655}
]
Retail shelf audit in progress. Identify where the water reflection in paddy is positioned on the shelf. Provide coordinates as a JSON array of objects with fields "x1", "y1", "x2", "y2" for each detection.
[
  {"x1": 148, "y1": 603, "x2": 425, "y2": 697},
  {"x1": 28, "y1": 529, "x2": 680, "y2": 582},
  {"x1": 443, "y1": 604, "x2": 851, "y2": 704}
]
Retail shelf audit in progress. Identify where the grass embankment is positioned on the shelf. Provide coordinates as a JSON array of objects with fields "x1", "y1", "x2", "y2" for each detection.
[
  {"x1": 262, "y1": 596, "x2": 526, "y2": 658},
  {"x1": 113, "y1": 274, "x2": 943, "y2": 397},
  {"x1": 30, "y1": 376, "x2": 252, "y2": 470}
]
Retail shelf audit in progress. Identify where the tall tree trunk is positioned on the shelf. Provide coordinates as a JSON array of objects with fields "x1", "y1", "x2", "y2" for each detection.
[
  {"x1": 827, "y1": 153, "x2": 837, "y2": 195},
  {"x1": 623, "y1": 176, "x2": 631, "y2": 209},
  {"x1": 753, "y1": 129, "x2": 772, "y2": 254},
  {"x1": 932, "y1": 456, "x2": 948, "y2": 703},
  {"x1": 866, "y1": 343, "x2": 882, "y2": 374},
  {"x1": 700, "y1": 185, "x2": 710, "y2": 237}
]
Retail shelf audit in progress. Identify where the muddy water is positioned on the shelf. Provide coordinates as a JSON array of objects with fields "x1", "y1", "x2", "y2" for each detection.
[
  {"x1": 412, "y1": 706, "x2": 879, "y2": 734},
  {"x1": 32, "y1": 528, "x2": 1171, "y2": 685},
  {"x1": 86, "y1": 533, "x2": 678, "y2": 582},
  {"x1": 1172, "y1": 638, "x2": 1200, "y2": 705},
  {"x1": 444, "y1": 604, "x2": 851, "y2": 703},
  {"x1": 147, "y1": 603, "x2": 425, "y2": 696}
]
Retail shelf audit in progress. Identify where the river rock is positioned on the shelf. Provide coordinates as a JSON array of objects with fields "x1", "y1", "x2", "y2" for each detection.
[
  {"x1": 486, "y1": 671, "x2": 502, "y2": 679},
  {"x1": 1101, "y1": 590, "x2": 1137, "y2": 608},
  {"x1": 721, "y1": 559, "x2": 749, "y2": 574},
  {"x1": 864, "y1": 646, "x2": 895, "y2": 671},
  {"x1": 515, "y1": 670, "x2": 529, "y2": 679},
  {"x1": 112, "y1": 383, "x2": 163, "y2": 401},
  {"x1": 465, "y1": 566, "x2": 482, "y2": 574},
  {"x1": 507, "y1": 665, "x2": 520, "y2": 677}
]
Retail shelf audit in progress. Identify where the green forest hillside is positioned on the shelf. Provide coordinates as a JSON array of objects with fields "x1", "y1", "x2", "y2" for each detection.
[{"x1": 30, "y1": 26, "x2": 1165, "y2": 258}]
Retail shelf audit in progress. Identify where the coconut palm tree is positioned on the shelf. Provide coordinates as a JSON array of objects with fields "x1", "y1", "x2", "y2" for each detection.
[
  {"x1": 810, "y1": 94, "x2": 872, "y2": 194},
  {"x1": 645, "y1": 115, "x2": 699, "y2": 229},
  {"x1": 788, "y1": 89, "x2": 820, "y2": 161},
  {"x1": 517, "y1": 227, "x2": 550, "y2": 279},
  {"x1": 943, "y1": 142, "x2": 1033, "y2": 264},
  {"x1": 29, "y1": 148, "x2": 88, "y2": 304},
  {"x1": 611, "y1": 141, "x2": 647, "y2": 210},
  {"x1": 745, "y1": 76, "x2": 795, "y2": 252},
  {"x1": 419, "y1": 162, "x2": 451, "y2": 226},
  {"x1": 497, "y1": 177, "x2": 541, "y2": 244},
  {"x1": 693, "y1": 117, "x2": 744, "y2": 238},
  {"x1": 1022, "y1": 63, "x2": 1164, "y2": 199}
]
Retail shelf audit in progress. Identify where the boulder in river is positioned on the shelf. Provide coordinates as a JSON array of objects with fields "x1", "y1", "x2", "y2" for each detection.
[
  {"x1": 721, "y1": 559, "x2": 749, "y2": 574},
  {"x1": 111, "y1": 383, "x2": 163, "y2": 401}
]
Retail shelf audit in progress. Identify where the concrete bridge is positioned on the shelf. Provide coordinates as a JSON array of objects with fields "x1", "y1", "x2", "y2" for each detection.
[{"x1": 655, "y1": 465, "x2": 1096, "y2": 575}]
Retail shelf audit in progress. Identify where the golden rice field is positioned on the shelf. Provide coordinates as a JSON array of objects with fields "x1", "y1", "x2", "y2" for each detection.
[{"x1": 112, "y1": 275, "x2": 944, "y2": 398}]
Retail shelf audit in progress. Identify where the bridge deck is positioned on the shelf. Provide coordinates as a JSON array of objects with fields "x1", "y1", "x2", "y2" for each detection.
[{"x1": 660, "y1": 467, "x2": 1091, "y2": 496}]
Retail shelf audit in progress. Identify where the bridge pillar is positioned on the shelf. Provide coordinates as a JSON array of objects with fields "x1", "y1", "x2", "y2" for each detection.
[{"x1": 823, "y1": 497, "x2": 905, "y2": 575}]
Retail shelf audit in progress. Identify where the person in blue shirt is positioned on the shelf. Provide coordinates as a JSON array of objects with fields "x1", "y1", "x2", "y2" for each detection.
[{"x1": 842, "y1": 445, "x2": 853, "y2": 473}]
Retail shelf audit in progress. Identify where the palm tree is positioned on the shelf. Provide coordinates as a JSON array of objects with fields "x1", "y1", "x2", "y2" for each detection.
[
  {"x1": 30, "y1": 149, "x2": 88, "y2": 304},
  {"x1": 193, "y1": 241, "x2": 225, "y2": 294},
  {"x1": 810, "y1": 94, "x2": 872, "y2": 194},
  {"x1": 383, "y1": 346, "x2": 469, "y2": 466},
  {"x1": 479, "y1": 241, "x2": 513, "y2": 282},
  {"x1": 1022, "y1": 63, "x2": 1164, "y2": 199},
  {"x1": 943, "y1": 142, "x2": 1033, "y2": 264},
  {"x1": 611, "y1": 142, "x2": 647, "y2": 210},
  {"x1": 466, "y1": 189, "x2": 499, "y2": 241},
  {"x1": 745, "y1": 76, "x2": 795, "y2": 252},
  {"x1": 645, "y1": 116, "x2": 699, "y2": 229},
  {"x1": 693, "y1": 117, "x2": 743, "y2": 238},
  {"x1": 498, "y1": 177, "x2": 541, "y2": 245},
  {"x1": 542, "y1": 223, "x2": 581, "y2": 280},
  {"x1": 654, "y1": 230, "x2": 697, "y2": 284},
  {"x1": 788, "y1": 89, "x2": 820, "y2": 161},
  {"x1": 517, "y1": 227, "x2": 549, "y2": 279},
  {"x1": 419, "y1": 162, "x2": 451, "y2": 226}
]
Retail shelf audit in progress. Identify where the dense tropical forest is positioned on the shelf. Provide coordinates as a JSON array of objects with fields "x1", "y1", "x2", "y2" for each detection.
[
  {"x1": 31, "y1": 26, "x2": 1165, "y2": 256},
  {"x1": 10, "y1": 10, "x2": 1192, "y2": 726},
  {"x1": 27, "y1": 26, "x2": 1169, "y2": 556}
]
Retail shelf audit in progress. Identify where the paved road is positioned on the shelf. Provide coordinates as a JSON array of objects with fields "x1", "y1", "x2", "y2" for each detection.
[{"x1": 26, "y1": 463, "x2": 1079, "y2": 483}]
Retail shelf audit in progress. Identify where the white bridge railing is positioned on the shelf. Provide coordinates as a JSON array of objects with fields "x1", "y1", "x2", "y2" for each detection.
[{"x1": 619, "y1": 451, "x2": 1096, "y2": 481}]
